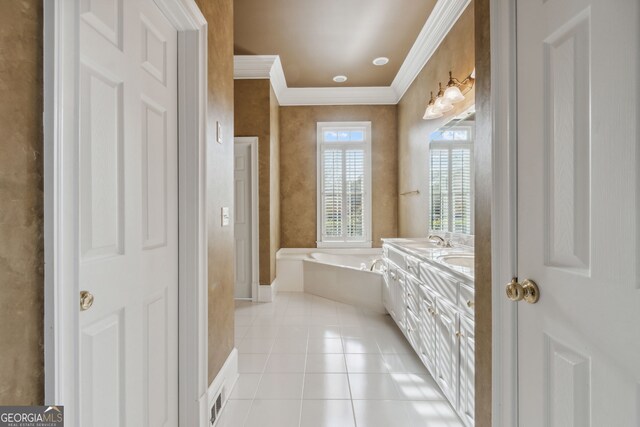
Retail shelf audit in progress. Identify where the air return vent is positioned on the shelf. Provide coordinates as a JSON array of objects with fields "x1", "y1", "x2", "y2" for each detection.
[{"x1": 209, "y1": 387, "x2": 225, "y2": 426}]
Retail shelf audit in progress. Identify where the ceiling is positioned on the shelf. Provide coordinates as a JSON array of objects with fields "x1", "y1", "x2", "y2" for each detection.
[{"x1": 234, "y1": 0, "x2": 438, "y2": 88}]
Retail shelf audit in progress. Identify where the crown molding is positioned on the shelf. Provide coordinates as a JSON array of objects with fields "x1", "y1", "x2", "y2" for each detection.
[
  {"x1": 277, "y1": 86, "x2": 398, "y2": 106},
  {"x1": 233, "y1": 0, "x2": 471, "y2": 106},
  {"x1": 391, "y1": 0, "x2": 471, "y2": 100},
  {"x1": 234, "y1": 55, "x2": 279, "y2": 79}
]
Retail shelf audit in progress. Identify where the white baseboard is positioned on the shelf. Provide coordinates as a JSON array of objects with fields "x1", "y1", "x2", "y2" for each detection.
[
  {"x1": 206, "y1": 348, "x2": 239, "y2": 426},
  {"x1": 258, "y1": 278, "x2": 278, "y2": 302}
]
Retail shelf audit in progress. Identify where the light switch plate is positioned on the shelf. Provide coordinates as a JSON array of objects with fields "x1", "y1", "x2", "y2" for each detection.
[
  {"x1": 216, "y1": 121, "x2": 223, "y2": 144},
  {"x1": 221, "y1": 207, "x2": 230, "y2": 226}
]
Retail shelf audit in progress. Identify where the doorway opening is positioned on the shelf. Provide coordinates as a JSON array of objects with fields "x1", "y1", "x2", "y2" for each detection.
[{"x1": 234, "y1": 137, "x2": 259, "y2": 301}]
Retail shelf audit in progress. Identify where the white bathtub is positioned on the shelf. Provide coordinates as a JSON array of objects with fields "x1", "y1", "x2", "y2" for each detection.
[
  {"x1": 303, "y1": 251, "x2": 385, "y2": 313},
  {"x1": 308, "y1": 252, "x2": 381, "y2": 270}
]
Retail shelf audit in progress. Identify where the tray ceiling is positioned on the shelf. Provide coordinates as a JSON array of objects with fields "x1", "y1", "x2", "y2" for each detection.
[{"x1": 234, "y1": 0, "x2": 438, "y2": 88}]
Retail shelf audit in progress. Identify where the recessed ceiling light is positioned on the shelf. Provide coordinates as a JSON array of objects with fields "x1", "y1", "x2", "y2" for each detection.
[
  {"x1": 373, "y1": 57, "x2": 389, "y2": 66},
  {"x1": 333, "y1": 75, "x2": 348, "y2": 83}
]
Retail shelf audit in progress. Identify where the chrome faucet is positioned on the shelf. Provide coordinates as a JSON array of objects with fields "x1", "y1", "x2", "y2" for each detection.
[
  {"x1": 370, "y1": 258, "x2": 385, "y2": 271},
  {"x1": 428, "y1": 234, "x2": 452, "y2": 248}
]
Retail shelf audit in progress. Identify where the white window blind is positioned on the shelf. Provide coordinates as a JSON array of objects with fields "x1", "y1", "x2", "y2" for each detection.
[
  {"x1": 317, "y1": 122, "x2": 371, "y2": 247},
  {"x1": 429, "y1": 127, "x2": 474, "y2": 235}
]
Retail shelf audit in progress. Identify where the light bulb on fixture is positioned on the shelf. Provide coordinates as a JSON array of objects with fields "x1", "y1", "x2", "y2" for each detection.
[
  {"x1": 444, "y1": 71, "x2": 465, "y2": 104},
  {"x1": 423, "y1": 92, "x2": 443, "y2": 120},
  {"x1": 434, "y1": 82, "x2": 453, "y2": 113}
]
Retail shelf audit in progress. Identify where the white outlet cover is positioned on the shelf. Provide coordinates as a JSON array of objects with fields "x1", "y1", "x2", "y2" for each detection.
[{"x1": 221, "y1": 207, "x2": 230, "y2": 226}]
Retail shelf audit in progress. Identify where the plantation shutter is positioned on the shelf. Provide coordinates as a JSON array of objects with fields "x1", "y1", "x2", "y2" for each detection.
[
  {"x1": 322, "y1": 149, "x2": 343, "y2": 237},
  {"x1": 430, "y1": 149, "x2": 449, "y2": 232},
  {"x1": 451, "y1": 148, "x2": 472, "y2": 234},
  {"x1": 345, "y1": 149, "x2": 365, "y2": 238}
]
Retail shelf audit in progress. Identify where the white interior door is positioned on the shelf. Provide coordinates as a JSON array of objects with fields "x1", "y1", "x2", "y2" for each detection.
[
  {"x1": 234, "y1": 142, "x2": 254, "y2": 299},
  {"x1": 78, "y1": 0, "x2": 178, "y2": 425},
  {"x1": 516, "y1": 0, "x2": 639, "y2": 425}
]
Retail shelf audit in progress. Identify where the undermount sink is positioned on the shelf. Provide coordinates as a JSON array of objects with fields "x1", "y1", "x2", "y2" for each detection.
[
  {"x1": 401, "y1": 242, "x2": 442, "y2": 250},
  {"x1": 438, "y1": 254, "x2": 474, "y2": 269}
]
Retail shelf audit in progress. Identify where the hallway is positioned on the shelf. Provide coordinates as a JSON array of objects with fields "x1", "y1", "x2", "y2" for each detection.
[{"x1": 218, "y1": 293, "x2": 464, "y2": 427}]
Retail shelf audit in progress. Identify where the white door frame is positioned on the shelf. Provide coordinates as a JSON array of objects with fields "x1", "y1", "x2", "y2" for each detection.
[
  {"x1": 490, "y1": 0, "x2": 519, "y2": 425},
  {"x1": 43, "y1": 1, "x2": 210, "y2": 426},
  {"x1": 234, "y1": 137, "x2": 260, "y2": 302}
]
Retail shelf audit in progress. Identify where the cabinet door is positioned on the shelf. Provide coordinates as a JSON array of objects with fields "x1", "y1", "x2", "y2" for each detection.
[
  {"x1": 419, "y1": 287, "x2": 437, "y2": 375},
  {"x1": 458, "y1": 314, "x2": 475, "y2": 427},
  {"x1": 382, "y1": 261, "x2": 391, "y2": 313},
  {"x1": 435, "y1": 299, "x2": 459, "y2": 408},
  {"x1": 396, "y1": 271, "x2": 406, "y2": 332}
]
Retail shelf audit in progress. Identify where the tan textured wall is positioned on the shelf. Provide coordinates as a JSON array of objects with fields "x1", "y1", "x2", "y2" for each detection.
[
  {"x1": 280, "y1": 105, "x2": 398, "y2": 248},
  {"x1": 0, "y1": 0, "x2": 44, "y2": 405},
  {"x1": 234, "y1": 80, "x2": 281, "y2": 284},
  {"x1": 269, "y1": 86, "x2": 280, "y2": 283},
  {"x1": 397, "y1": 3, "x2": 475, "y2": 237},
  {"x1": 474, "y1": 0, "x2": 491, "y2": 424},
  {"x1": 195, "y1": 0, "x2": 236, "y2": 383}
]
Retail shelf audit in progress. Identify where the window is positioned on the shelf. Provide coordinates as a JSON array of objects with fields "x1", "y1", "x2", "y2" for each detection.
[
  {"x1": 317, "y1": 122, "x2": 372, "y2": 247},
  {"x1": 429, "y1": 126, "x2": 474, "y2": 234}
]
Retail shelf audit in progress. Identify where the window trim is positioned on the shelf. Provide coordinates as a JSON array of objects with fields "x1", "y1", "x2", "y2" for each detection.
[{"x1": 316, "y1": 121, "x2": 372, "y2": 248}]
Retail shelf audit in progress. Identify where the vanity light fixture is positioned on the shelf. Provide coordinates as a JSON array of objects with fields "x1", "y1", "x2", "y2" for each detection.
[{"x1": 423, "y1": 69, "x2": 476, "y2": 120}]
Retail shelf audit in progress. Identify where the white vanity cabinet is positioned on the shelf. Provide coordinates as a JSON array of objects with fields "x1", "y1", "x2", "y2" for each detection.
[
  {"x1": 382, "y1": 242, "x2": 475, "y2": 427},
  {"x1": 458, "y1": 313, "x2": 475, "y2": 427}
]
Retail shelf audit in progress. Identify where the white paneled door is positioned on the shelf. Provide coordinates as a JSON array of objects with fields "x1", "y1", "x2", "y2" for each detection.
[
  {"x1": 78, "y1": 0, "x2": 178, "y2": 425},
  {"x1": 234, "y1": 141, "x2": 254, "y2": 299},
  {"x1": 516, "y1": 0, "x2": 639, "y2": 425}
]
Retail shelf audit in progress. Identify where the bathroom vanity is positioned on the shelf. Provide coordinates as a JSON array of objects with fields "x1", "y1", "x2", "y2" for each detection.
[{"x1": 381, "y1": 237, "x2": 475, "y2": 427}]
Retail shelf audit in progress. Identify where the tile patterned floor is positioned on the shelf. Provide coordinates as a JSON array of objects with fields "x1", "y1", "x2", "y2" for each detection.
[{"x1": 217, "y1": 292, "x2": 464, "y2": 427}]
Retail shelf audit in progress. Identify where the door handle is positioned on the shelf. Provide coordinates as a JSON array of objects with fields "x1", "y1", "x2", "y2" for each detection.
[
  {"x1": 80, "y1": 290, "x2": 94, "y2": 311},
  {"x1": 505, "y1": 278, "x2": 540, "y2": 304}
]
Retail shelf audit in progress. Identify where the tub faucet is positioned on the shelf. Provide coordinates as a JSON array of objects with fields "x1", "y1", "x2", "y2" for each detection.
[
  {"x1": 428, "y1": 234, "x2": 452, "y2": 248},
  {"x1": 370, "y1": 258, "x2": 384, "y2": 271}
]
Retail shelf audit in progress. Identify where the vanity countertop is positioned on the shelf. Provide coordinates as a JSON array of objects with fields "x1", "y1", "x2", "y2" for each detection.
[{"x1": 381, "y1": 237, "x2": 475, "y2": 283}]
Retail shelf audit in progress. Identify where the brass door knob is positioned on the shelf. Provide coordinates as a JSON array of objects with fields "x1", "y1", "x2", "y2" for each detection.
[
  {"x1": 521, "y1": 279, "x2": 540, "y2": 304},
  {"x1": 505, "y1": 278, "x2": 524, "y2": 301},
  {"x1": 505, "y1": 278, "x2": 540, "y2": 304},
  {"x1": 80, "y1": 291, "x2": 94, "y2": 311}
]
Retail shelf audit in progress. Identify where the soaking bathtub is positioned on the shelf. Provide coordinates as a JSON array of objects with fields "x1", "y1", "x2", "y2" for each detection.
[{"x1": 302, "y1": 251, "x2": 385, "y2": 313}]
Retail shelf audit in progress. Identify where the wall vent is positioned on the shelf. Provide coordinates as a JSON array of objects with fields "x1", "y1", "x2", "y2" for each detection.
[{"x1": 209, "y1": 387, "x2": 226, "y2": 426}]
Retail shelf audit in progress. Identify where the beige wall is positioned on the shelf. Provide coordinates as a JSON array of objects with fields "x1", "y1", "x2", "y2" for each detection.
[
  {"x1": 280, "y1": 105, "x2": 398, "y2": 248},
  {"x1": 269, "y1": 86, "x2": 280, "y2": 282},
  {"x1": 0, "y1": 0, "x2": 44, "y2": 405},
  {"x1": 474, "y1": 0, "x2": 491, "y2": 424},
  {"x1": 234, "y1": 79, "x2": 281, "y2": 284},
  {"x1": 195, "y1": 0, "x2": 236, "y2": 384},
  {"x1": 397, "y1": 2, "x2": 475, "y2": 237}
]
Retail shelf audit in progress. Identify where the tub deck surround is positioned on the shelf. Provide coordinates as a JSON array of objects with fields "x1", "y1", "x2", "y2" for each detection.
[
  {"x1": 275, "y1": 248, "x2": 383, "y2": 293},
  {"x1": 381, "y1": 237, "x2": 475, "y2": 426},
  {"x1": 218, "y1": 292, "x2": 464, "y2": 427},
  {"x1": 303, "y1": 253, "x2": 385, "y2": 313}
]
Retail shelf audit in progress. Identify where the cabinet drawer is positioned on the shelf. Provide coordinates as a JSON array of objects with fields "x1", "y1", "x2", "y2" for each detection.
[
  {"x1": 420, "y1": 264, "x2": 459, "y2": 304},
  {"x1": 405, "y1": 255, "x2": 421, "y2": 280},
  {"x1": 386, "y1": 246, "x2": 407, "y2": 270},
  {"x1": 458, "y1": 283, "x2": 475, "y2": 318}
]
